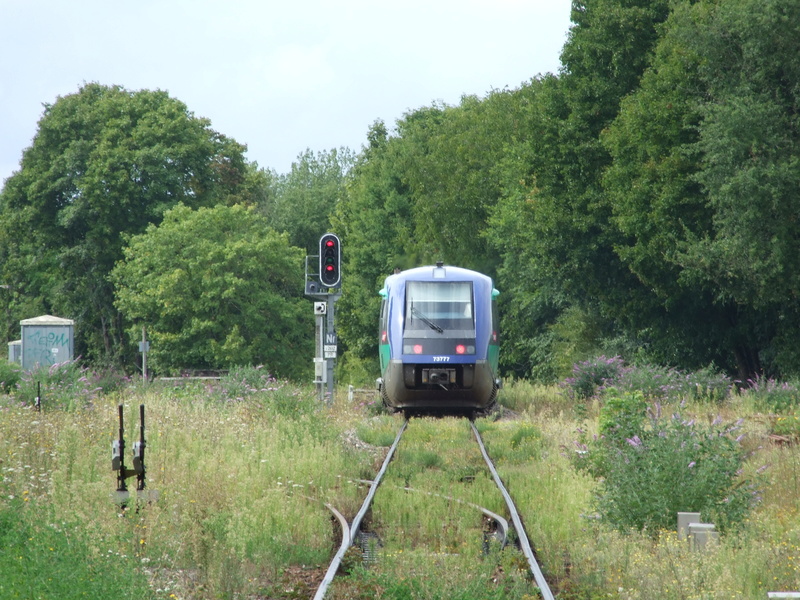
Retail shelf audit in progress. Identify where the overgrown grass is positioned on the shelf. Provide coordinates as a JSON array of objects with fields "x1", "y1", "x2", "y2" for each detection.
[
  {"x1": 0, "y1": 378, "x2": 374, "y2": 599},
  {"x1": 1, "y1": 364, "x2": 799, "y2": 598},
  {"x1": 0, "y1": 498, "x2": 153, "y2": 599}
]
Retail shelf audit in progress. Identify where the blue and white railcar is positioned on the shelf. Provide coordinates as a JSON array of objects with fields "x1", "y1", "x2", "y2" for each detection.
[{"x1": 377, "y1": 263, "x2": 500, "y2": 417}]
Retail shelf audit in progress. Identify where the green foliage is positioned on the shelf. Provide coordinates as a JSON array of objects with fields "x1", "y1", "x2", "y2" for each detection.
[
  {"x1": 563, "y1": 355, "x2": 734, "y2": 404},
  {"x1": 0, "y1": 500, "x2": 152, "y2": 599},
  {"x1": 497, "y1": 378, "x2": 567, "y2": 414},
  {"x1": 0, "y1": 360, "x2": 21, "y2": 393},
  {"x1": 264, "y1": 147, "x2": 354, "y2": 253},
  {"x1": 214, "y1": 366, "x2": 319, "y2": 418},
  {"x1": 576, "y1": 405, "x2": 756, "y2": 533},
  {"x1": 563, "y1": 356, "x2": 625, "y2": 400},
  {"x1": 15, "y1": 359, "x2": 105, "y2": 409},
  {"x1": 771, "y1": 411, "x2": 800, "y2": 440},
  {"x1": 5, "y1": 0, "x2": 800, "y2": 386},
  {"x1": 0, "y1": 83, "x2": 250, "y2": 364},
  {"x1": 742, "y1": 375, "x2": 800, "y2": 412},
  {"x1": 112, "y1": 204, "x2": 311, "y2": 378},
  {"x1": 598, "y1": 389, "x2": 647, "y2": 440}
]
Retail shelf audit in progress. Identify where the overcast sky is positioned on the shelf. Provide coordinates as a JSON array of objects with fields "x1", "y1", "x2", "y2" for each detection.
[{"x1": 0, "y1": 0, "x2": 572, "y2": 187}]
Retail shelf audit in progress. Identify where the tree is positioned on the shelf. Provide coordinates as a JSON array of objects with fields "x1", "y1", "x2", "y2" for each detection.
[
  {"x1": 486, "y1": 0, "x2": 672, "y2": 379},
  {"x1": 264, "y1": 148, "x2": 355, "y2": 253},
  {"x1": 0, "y1": 83, "x2": 249, "y2": 363},
  {"x1": 330, "y1": 121, "x2": 414, "y2": 381},
  {"x1": 112, "y1": 204, "x2": 311, "y2": 378},
  {"x1": 603, "y1": 0, "x2": 800, "y2": 378}
]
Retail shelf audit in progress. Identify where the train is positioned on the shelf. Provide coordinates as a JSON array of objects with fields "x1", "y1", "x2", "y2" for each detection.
[{"x1": 376, "y1": 262, "x2": 501, "y2": 417}]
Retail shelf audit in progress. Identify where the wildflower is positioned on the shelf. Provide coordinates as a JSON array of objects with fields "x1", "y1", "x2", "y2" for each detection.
[{"x1": 688, "y1": 461, "x2": 696, "y2": 469}]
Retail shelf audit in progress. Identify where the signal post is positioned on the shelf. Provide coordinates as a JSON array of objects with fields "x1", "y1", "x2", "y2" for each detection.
[{"x1": 305, "y1": 233, "x2": 341, "y2": 402}]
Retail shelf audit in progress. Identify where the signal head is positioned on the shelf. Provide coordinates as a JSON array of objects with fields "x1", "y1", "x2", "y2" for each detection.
[{"x1": 319, "y1": 233, "x2": 341, "y2": 288}]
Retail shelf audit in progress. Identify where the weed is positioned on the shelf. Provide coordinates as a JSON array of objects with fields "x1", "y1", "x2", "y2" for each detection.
[
  {"x1": 743, "y1": 374, "x2": 800, "y2": 412},
  {"x1": 575, "y1": 400, "x2": 758, "y2": 533},
  {"x1": 14, "y1": 359, "x2": 103, "y2": 409},
  {"x1": 563, "y1": 355, "x2": 624, "y2": 399},
  {"x1": 0, "y1": 499, "x2": 152, "y2": 599},
  {"x1": 0, "y1": 359, "x2": 21, "y2": 393}
]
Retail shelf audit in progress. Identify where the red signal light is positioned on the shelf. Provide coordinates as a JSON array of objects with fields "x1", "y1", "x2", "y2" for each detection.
[
  {"x1": 455, "y1": 344, "x2": 466, "y2": 354},
  {"x1": 413, "y1": 344, "x2": 423, "y2": 354},
  {"x1": 319, "y1": 233, "x2": 341, "y2": 287}
]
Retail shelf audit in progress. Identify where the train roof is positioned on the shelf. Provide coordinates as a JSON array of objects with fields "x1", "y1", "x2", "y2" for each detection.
[{"x1": 380, "y1": 264, "x2": 498, "y2": 296}]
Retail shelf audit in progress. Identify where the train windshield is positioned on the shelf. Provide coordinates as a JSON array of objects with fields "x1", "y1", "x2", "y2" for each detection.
[{"x1": 404, "y1": 281, "x2": 474, "y2": 332}]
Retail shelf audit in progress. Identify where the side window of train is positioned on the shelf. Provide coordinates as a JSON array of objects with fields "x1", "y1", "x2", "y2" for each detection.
[
  {"x1": 492, "y1": 294, "x2": 500, "y2": 342},
  {"x1": 379, "y1": 298, "x2": 388, "y2": 338}
]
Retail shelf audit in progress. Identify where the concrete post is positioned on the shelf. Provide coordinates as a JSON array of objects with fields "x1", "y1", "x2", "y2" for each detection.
[
  {"x1": 677, "y1": 512, "x2": 702, "y2": 541},
  {"x1": 688, "y1": 523, "x2": 719, "y2": 550}
]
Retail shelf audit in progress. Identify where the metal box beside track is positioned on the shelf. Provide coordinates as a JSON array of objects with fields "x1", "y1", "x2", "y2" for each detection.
[{"x1": 20, "y1": 314, "x2": 75, "y2": 370}]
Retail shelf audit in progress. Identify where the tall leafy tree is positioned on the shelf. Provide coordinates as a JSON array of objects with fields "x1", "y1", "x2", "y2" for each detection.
[
  {"x1": 600, "y1": 0, "x2": 727, "y2": 371},
  {"x1": 330, "y1": 121, "x2": 414, "y2": 379},
  {"x1": 392, "y1": 93, "x2": 520, "y2": 272},
  {"x1": 604, "y1": 0, "x2": 800, "y2": 377},
  {"x1": 680, "y1": 0, "x2": 800, "y2": 377},
  {"x1": 487, "y1": 0, "x2": 671, "y2": 378},
  {"x1": 0, "y1": 83, "x2": 248, "y2": 362},
  {"x1": 112, "y1": 204, "x2": 310, "y2": 377},
  {"x1": 264, "y1": 147, "x2": 355, "y2": 253}
]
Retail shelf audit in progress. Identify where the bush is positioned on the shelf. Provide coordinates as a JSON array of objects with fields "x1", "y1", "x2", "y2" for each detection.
[
  {"x1": 574, "y1": 399, "x2": 757, "y2": 533},
  {"x1": 682, "y1": 365, "x2": 733, "y2": 403},
  {"x1": 215, "y1": 365, "x2": 318, "y2": 418},
  {"x1": 598, "y1": 389, "x2": 647, "y2": 440},
  {"x1": 563, "y1": 356, "x2": 625, "y2": 399},
  {"x1": 742, "y1": 375, "x2": 800, "y2": 412},
  {"x1": 15, "y1": 359, "x2": 102, "y2": 409},
  {"x1": 0, "y1": 360, "x2": 22, "y2": 393},
  {"x1": 215, "y1": 365, "x2": 278, "y2": 401},
  {"x1": 563, "y1": 357, "x2": 734, "y2": 404}
]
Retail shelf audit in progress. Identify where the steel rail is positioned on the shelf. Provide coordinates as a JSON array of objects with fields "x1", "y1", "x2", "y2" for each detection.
[
  {"x1": 351, "y1": 478, "x2": 509, "y2": 547},
  {"x1": 313, "y1": 419, "x2": 408, "y2": 600},
  {"x1": 399, "y1": 485, "x2": 510, "y2": 548},
  {"x1": 470, "y1": 421, "x2": 555, "y2": 600},
  {"x1": 298, "y1": 495, "x2": 351, "y2": 552}
]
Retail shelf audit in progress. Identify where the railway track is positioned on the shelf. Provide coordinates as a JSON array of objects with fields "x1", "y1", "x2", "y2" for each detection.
[{"x1": 313, "y1": 418, "x2": 555, "y2": 600}]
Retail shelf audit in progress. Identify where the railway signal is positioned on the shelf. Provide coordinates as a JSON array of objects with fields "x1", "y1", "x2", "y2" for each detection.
[
  {"x1": 319, "y1": 233, "x2": 341, "y2": 288},
  {"x1": 305, "y1": 234, "x2": 342, "y2": 402},
  {"x1": 112, "y1": 403, "x2": 157, "y2": 508}
]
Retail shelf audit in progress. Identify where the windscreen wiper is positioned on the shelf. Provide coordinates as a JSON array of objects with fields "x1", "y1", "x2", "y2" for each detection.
[{"x1": 411, "y1": 306, "x2": 444, "y2": 333}]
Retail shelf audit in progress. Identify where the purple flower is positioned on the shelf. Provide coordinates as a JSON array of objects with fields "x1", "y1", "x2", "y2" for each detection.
[
  {"x1": 688, "y1": 461, "x2": 696, "y2": 469},
  {"x1": 626, "y1": 435, "x2": 643, "y2": 447}
]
